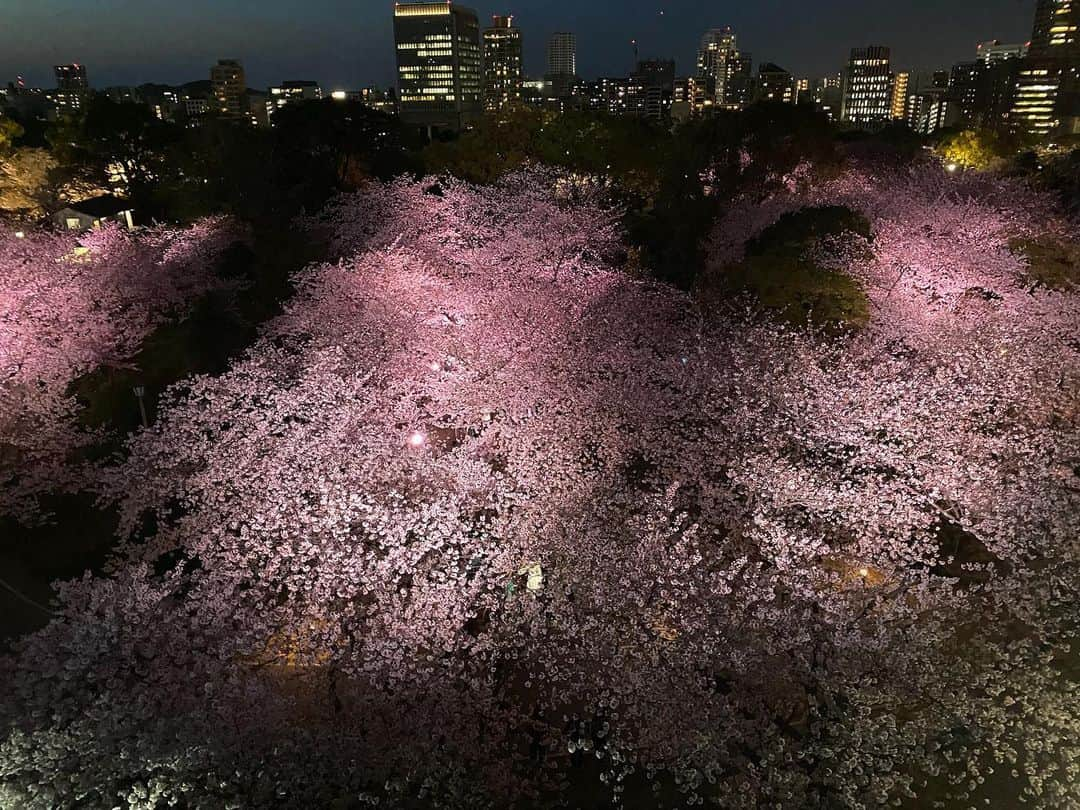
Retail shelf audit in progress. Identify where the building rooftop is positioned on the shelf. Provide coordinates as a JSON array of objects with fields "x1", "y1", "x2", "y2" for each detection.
[{"x1": 62, "y1": 194, "x2": 133, "y2": 217}]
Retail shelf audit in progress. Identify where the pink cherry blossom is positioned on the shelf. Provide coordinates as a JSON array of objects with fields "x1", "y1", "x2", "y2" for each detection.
[
  {"x1": 1, "y1": 167, "x2": 1078, "y2": 808},
  {"x1": 0, "y1": 218, "x2": 239, "y2": 519}
]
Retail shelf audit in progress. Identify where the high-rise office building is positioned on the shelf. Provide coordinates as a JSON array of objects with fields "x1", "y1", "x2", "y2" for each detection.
[
  {"x1": 331, "y1": 87, "x2": 398, "y2": 115},
  {"x1": 54, "y1": 63, "x2": 88, "y2": 91},
  {"x1": 546, "y1": 32, "x2": 577, "y2": 98},
  {"x1": 183, "y1": 97, "x2": 210, "y2": 118},
  {"x1": 1009, "y1": 0, "x2": 1080, "y2": 136},
  {"x1": 729, "y1": 52, "x2": 755, "y2": 108},
  {"x1": 950, "y1": 61, "x2": 982, "y2": 107},
  {"x1": 793, "y1": 77, "x2": 811, "y2": 104},
  {"x1": 942, "y1": 41, "x2": 1024, "y2": 131},
  {"x1": 672, "y1": 75, "x2": 714, "y2": 120},
  {"x1": 697, "y1": 27, "x2": 748, "y2": 108},
  {"x1": 756, "y1": 63, "x2": 795, "y2": 104},
  {"x1": 629, "y1": 59, "x2": 675, "y2": 120},
  {"x1": 547, "y1": 32, "x2": 577, "y2": 76},
  {"x1": 571, "y1": 76, "x2": 629, "y2": 115},
  {"x1": 890, "y1": 71, "x2": 909, "y2": 119},
  {"x1": 841, "y1": 46, "x2": 894, "y2": 127},
  {"x1": 1031, "y1": 0, "x2": 1079, "y2": 52},
  {"x1": 482, "y1": 15, "x2": 523, "y2": 112},
  {"x1": 907, "y1": 70, "x2": 950, "y2": 93},
  {"x1": 394, "y1": 2, "x2": 483, "y2": 131},
  {"x1": 267, "y1": 81, "x2": 323, "y2": 123},
  {"x1": 812, "y1": 74, "x2": 844, "y2": 119},
  {"x1": 976, "y1": 39, "x2": 1029, "y2": 64},
  {"x1": 211, "y1": 59, "x2": 247, "y2": 117},
  {"x1": 905, "y1": 70, "x2": 955, "y2": 132},
  {"x1": 906, "y1": 91, "x2": 956, "y2": 134},
  {"x1": 950, "y1": 58, "x2": 1019, "y2": 129},
  {"x1": 54, "y1": 64, "x2": 88, "y2": 112}
]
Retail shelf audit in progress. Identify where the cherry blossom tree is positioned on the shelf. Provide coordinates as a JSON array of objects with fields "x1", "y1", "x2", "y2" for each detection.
[
  {"x1": 1, "y1": 167, "x2": 1078, "y2": 809},
  {"x1": 0, "y1": 218, "x2": 239, "y2": 519}
]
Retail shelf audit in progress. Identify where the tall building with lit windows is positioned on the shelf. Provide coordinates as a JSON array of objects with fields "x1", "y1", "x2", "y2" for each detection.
[
  {"x1": 210, "y1": 59, "x2": 247, "y2": 117},
  {"x1": 1009, "y1": 0, "x2": 1079, "y2": 136},
  {"x1": 756, "y1": 63, "x2": 795, "y2": 103},
  {"x1": 890, "y1": 71, "x2": 909, "y2": 119},
  {"x1": 482, "y1": 15, "x2": 523, "y2": 112},
  {"x1": 54, "y1": 64, "x2": 88, "y2": 113},
  {"x1": 729, "y1": 53, "x2": 755, "y2": 108},
  {"x1": 950, "y1": 52, "x2": 1019, "y2": 129},
  {"x1": 547, "y1": 32, "x2": 576, "y2": 77},
  {"x1": 1032, "y1": 0, "x2": 1079, "y2": 53},
  {"x1": 672, "y1": 75, "x2": 715, "y2": 119},
  {"x1": 976, "y1": 39, "x2": 1028, "y2": 64},
  {"x1": 812, "y1": 73, "x2": 843, "y2": 119},
  {"x1": 267, "y1": 81, "x2": 323, "y2": 124},
  {"x1": 546, "y1": 32, "x2": 577, "y2": 98},
  {"x1": 394, "y1": 2, "x2": 482, "y2": 131},
  {"x1": 841, "y1": 46, "x2": 894, "y2": 127},
  {"x1": 697, "y1": 27, "x2": 749, "y2": 108}
]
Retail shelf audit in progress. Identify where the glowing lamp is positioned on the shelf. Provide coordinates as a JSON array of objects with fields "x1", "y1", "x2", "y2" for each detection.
[
  {"x1": 409, "y1": 432, "x2": 426, "y2": 447},
  {"x1": 331, "y1": 90, "x2": 347, "y2": 101},
  {"x1": 946, "y1": 163, "x2": 958, "y2": 173},
  {"x1": 858, "y1": 567, "x2": 869, "y2": 578},
  {"x1": 14, "y1": 231, "x2": 24, "y2": 238}
]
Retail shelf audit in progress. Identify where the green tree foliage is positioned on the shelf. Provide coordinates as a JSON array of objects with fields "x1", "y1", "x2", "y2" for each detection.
[
  {"x1": 46, "y1": 96, "x2": 417, "y2": 223},
  {"x1": 935, "y1": 128, "x2": 1007, "y2": 170},
  {"x1": 837, "y1": 121, "x2": 924, "y2": 165},
  {"x1": 707, "y1": 206, "x2": 872, "y2": 331},
  {"x1": 422, "y1": 107, "x2": 671, "y2": 196},
  {"x1": 419, "y1": 103, "x2": 841, "y2": 290},
  {"x1": 169, "y1": 100, "x2": 417, "y2": 221},
  {"x1": 0, "y1": 116, "x2": 25, "y2": 155},
  {"x1": 745, "y1": 205, "x2": 872, "y2": 254},
  {"x1": 717, "y1": 253, "x2": 869, "y2": 330},
  {"x1": 272, "y1": 100, "x2": 419, "y2": 188},
  {"x1": 531, "y1": 111, "x2": 673, "y2": 198},
  {"x1": 633, "y1": 103, "x2": 842, "y2": 289},
  {"x1": 155, "y1": 116, "x2": 272, "y2": 222},
  {"x1": 1009, "y1": 235, "x2": 1080, "y2": 291},
  {"x1": 49, "y1": 96, "x2": 181, "y2": 211},
  {"x1": 1036, "y1": 147, "x2": 1080, "y2": 217},
  {"x1": 422, "y1": 107, "x2": 543, "y2": 184}
]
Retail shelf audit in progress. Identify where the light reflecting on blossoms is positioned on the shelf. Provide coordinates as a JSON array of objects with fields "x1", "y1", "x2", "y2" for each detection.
[
  {"x1": 0, "y1": 167, "x2": 1078, "y2": 809},
  {"x1": 0, "y1": 218, "x2": 240, "y2": 519}
]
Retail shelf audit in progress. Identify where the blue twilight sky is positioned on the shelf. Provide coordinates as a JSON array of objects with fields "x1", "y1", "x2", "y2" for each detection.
[{"x1": 1, "y1": 0, "x2": 1037, "y2": 91}]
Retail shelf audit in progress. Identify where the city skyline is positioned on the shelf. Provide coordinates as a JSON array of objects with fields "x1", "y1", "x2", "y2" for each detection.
[{"x1": 1, "y1": 0, "x2": 1038, "y2": 91}]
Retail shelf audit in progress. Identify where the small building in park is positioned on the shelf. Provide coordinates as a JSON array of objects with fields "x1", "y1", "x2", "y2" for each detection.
[{"x1": 53, "y1": 195, "x2": 135, "y2": 232}]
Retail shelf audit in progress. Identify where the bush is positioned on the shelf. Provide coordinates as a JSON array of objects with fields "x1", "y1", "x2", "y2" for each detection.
[
  {"x1": 714, "y1": 252, "x2": 869, "y2": 331},
  {"x1": 707, "y1": 205, "x2": 872, "y2": 331},
  {"x1": 0, "y1": 116, "x2": 24, "y2": 154},
  {"x1": 1009, "y1": 236, "x2": 1080, "y2": 291},
  {"x1": 746, "y1": 206, "x2": 872, "y2": 257},
  {"x1": 1037, "y1": 148, "x2": 1080, "y2": 217}
]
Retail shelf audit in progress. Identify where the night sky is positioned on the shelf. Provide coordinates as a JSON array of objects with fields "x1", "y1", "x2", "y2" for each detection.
[{"x1": 2, "y1": 0, "x2": 1037, "y2": 91}]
